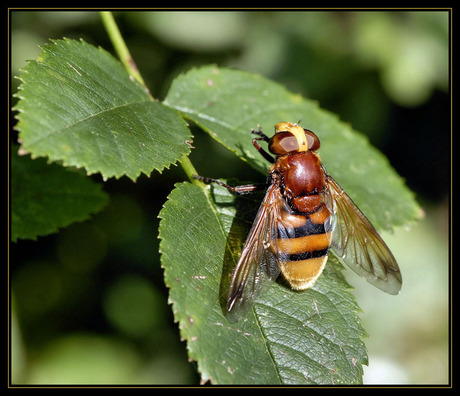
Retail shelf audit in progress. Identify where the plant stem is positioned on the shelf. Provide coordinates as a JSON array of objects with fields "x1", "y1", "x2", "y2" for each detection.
[
  {"x1": 100, "y1": 11, "x2": 201, "y2": 184},
  {"x1": 100, "y1": 11, "x2": 152, "y2": 99},
  {"x1": 180, "y1": 154, "x2": 202, "y2": 186}
]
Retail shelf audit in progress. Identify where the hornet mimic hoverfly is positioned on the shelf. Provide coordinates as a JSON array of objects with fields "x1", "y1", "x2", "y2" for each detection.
[{"x1": 195, "y1": 122, "x2": 402, "y2": 315}]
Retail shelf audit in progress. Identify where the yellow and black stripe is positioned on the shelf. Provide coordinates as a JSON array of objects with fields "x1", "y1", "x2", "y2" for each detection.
[{"x1": 276, "y1": 202, "x2": 332, "y2": 290}]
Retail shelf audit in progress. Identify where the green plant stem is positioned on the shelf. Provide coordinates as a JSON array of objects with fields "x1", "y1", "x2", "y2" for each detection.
[
  {"x1": 100, "y1": 11, "x2": 200, "y2": 184},
  {"x1": 180, "y1": 155, "x2": 202, "y2": 186},
  {"x1": 100, "y1": 11, "x2": 151, "y2": 98}
]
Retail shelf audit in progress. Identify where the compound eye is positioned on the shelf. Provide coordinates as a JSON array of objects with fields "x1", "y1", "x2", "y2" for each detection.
[
  {"x1": 268, "y1": 132, "x2": 298, "y2": 155},
  {"x1": 304, "y1": 129, "x2": 320, "y2": 151}
]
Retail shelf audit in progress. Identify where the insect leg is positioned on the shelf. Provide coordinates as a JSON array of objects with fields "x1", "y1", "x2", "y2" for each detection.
[
  {"x1": 251, "y1": 126, "x2": 275, "y2": 163},
  {"x1": 252, "y1": 138, "x2": 275, "y2": 164},
  {"x1": 250, "y1": 125, "x2": 270, "y2": 142},
  {"x1": 193, "y1": 175, "x2": 267, "y2": 195}
]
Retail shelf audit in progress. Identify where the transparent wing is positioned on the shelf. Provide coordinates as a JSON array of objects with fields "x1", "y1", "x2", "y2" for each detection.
[
  {"x1": 227, "y1": 184, "x2": 282, "y2": 317},
  {"x1": 326, "y1": 176, "x2": 402, "y2": 294}
]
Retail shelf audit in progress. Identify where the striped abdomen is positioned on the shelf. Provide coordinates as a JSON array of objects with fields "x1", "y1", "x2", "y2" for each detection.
[{"x1": 275, "y1": 200, "x2": 332, "y2": 290}]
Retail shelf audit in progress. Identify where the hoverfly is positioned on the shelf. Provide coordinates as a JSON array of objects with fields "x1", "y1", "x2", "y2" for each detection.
[{"x1": 195, "y1": 122, "x2": 402, "y2": 315}]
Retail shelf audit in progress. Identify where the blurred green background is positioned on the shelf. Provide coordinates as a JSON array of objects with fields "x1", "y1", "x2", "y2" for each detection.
[{"x1": 10, "y1": 10, "x2": 450, "y2": 385}]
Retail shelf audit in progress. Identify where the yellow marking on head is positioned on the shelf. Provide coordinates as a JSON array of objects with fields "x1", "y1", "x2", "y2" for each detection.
[{"x1": 274, "y1": 122, "x2": 309, "y2": 152}]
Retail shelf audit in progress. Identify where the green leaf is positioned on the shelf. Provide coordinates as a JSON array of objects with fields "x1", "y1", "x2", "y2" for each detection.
[
  {"x1": 14, "y1": 38, "x2": 192, "y2": 181},
  {"x1": 159, "y1": 182, "x2": 367, "y2": 384},
  {"x1": 164, "y1": 65, "x2": 422, "y2": 231},
  {"x1": 11, "y1": 149, "x2": 109, "y2": 242}
]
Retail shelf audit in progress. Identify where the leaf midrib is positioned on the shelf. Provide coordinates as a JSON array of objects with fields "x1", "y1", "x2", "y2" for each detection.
[
  {"x1": 23, "y1": 99, "x2": 152, "y2": 148},
  {"x1": 198, "y1": 184, "x2": 283, "y2": 384}
]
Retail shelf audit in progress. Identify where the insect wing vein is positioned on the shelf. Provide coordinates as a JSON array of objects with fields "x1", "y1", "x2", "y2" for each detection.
[
  {"x1": 327, "y1": 176, "x2": 402, "y2": 294},
  {"x1": 227, "y1": 184, "x2": 281, "y2": 314}
]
